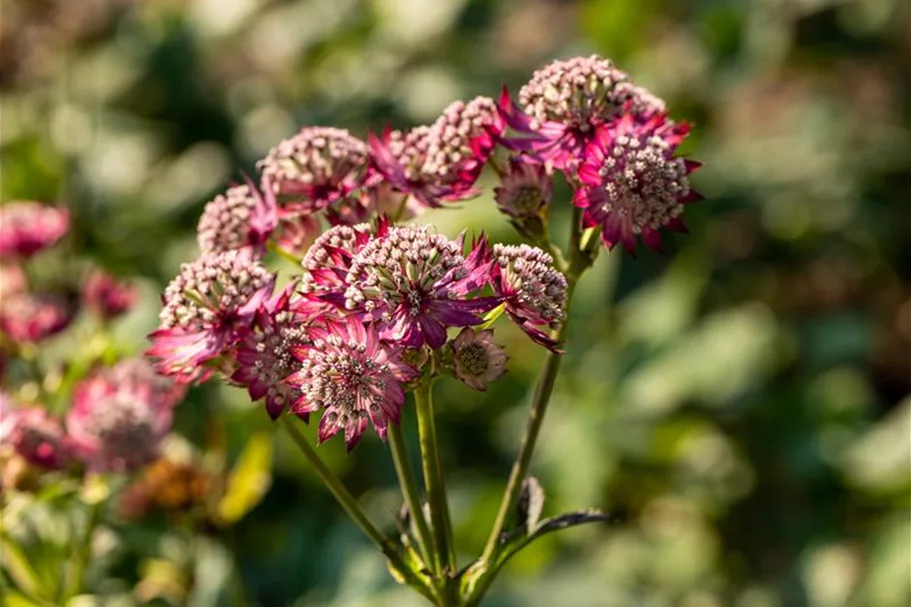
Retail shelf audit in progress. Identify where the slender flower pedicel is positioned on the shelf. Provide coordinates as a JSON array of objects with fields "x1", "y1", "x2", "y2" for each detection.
[{"x1": 287, "y1": 318, "x2": 418, "y2": 450}]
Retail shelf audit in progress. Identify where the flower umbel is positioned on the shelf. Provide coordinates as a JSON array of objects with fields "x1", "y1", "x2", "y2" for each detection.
[
  {"x1": 9, "y1": 408, "x2": 69, "y2": 470},
  {"x1": 82, "y1": 269, "x2": 138, "y2": 320},
  {"x1": 492, "y1": 244, "x2": 567, "y2": 350},
  {"x1": 232, "y1": 287, "x2": 312, "y2": 420},
  {"x1": 67, "y1": 373, "x2": 172, "y2": 473},
  {"x1": 259, "y1": 127, "x2": 371, "y2": 216},
  {"x1": 197, "y1": 182, "x2": 277, "y2": 257},
  {"x1": 287, "y1": 318, "x2": 418, "y2": 450},
  {"x1": 0, "y1": 201, "x2": 69, "y2": 258},
  {"x1": 343, "y1": 226, "x2": 497, "y2": 349},
  {"x1": 147, "y1": 251, "x2": 275, "y2": 383},
  {"x1": 0, "y1": 292, "x2": 74, "y2": 343},
  {"x1": 574, "y1": 113, "x2": 701, "y2": 254},
  {"x1": 450, "y1": 328, "x2": 508, "y2": 391},
  {"x1": 502, "y1": 55, "x2": 667, "y2": 174}
]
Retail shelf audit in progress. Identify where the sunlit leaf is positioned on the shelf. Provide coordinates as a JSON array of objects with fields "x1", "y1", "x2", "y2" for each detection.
[{"x1": 214, "y1": 433, "x2": 273, "y2": 526}]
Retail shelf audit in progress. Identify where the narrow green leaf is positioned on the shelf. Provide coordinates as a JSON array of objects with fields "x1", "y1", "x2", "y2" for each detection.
[{"x1": 0, "y1": 533, "x2": 44, "y2": 600}]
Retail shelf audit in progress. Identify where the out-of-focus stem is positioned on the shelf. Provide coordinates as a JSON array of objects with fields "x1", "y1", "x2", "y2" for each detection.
[
  {"x1": 389, "y1": 420, "x2": 438, "y2": 572},
  {"x1": 414, "y1": 383, "x2": 457, "y2": 574},
  {"x1": 62, "y1": 497, "x2": 103, "y2": 600}
]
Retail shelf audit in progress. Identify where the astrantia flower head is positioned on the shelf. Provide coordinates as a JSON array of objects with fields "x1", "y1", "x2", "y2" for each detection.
[
  {"x1": 494, "y1": 157, "x2": 552, "y2": 217},
  {"x1": 148, "y1": 251, "x2": 275, "y2": 383},
  {"x1": 287, "y1": 318, "x2": 419, "y2": 451},
  {"x1": 67, "y1": 375, "x2": 172, "y2": 473},
  {"x1": 298, "y1": 223, "x2": 376, "y2": 311},
  {"x1": 574, "y1": 113, "x2": 701, "y2": 254},
  {"x1": 502, "y1": 55, "x2": 667, "y2": 173},
  {"x1": 0, "y1": 201, "x2": 69, "y2": 258},
  {"x1": 259, "y1": 127, "x2": 371, "y2": 216},
  {"x1": 107, "y1": 357, "x2": 186, "y2": 410},
  {"x1": 232, "y1": 286, "x2": 312, "y2": 420},
  {"x1": 450, "y1": 328, "x2": 508, "y2": 391},
  {"x1": 343, "y1": 226, "x2": 498, "y2": 349},
  {"x1": 492, "y1": 244, "x2": 567, "y2": 351},
  {"x1": 422, "y1": 96, "x2": 504, "y2": 191},
  {"x1": 82, "y1": 269, "x2": 138, "y2": 320},
  {"x1": 9, "y1": 408, "x2": 69, "y2": 470},
  {"x1": 197, "y1": 182, "x2": 277, "y2": 256},
  {"x1": 0, "y1": 292, "x2": 74, "y2": 343}
]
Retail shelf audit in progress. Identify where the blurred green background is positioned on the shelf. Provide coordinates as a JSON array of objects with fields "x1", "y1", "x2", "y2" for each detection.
[{"x1": 2, "y1": 0, "x2": 909, "y2": 605}]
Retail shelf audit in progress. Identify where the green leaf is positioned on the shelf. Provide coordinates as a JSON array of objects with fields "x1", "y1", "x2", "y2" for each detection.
[
  {"x1": 214, "y1": 433, "x2": 273, "y2": 526},
  {"x1": 496, "y1": 509, "x2": 609, "y2": 572},
  {"x1": 0, "y1": 533, "x2": 45, "y2": 601}
]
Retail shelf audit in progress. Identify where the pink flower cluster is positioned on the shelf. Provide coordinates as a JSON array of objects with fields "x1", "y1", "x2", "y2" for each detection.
[
  {"x1": 148, "y1": 54, "x2": 702, "y2": 451},
  {"x1": 0, "y1": 202, "x2": 139, "y2": 347},
  {"x1": 1, "y1": 359, "x2": 183, "y2": 476}
]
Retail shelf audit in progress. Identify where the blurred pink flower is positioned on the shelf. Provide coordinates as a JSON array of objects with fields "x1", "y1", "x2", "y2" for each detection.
[
  {"x1": 9, "y1": 408, "x2": 69, "y2": 470},
  {"x1": 82, "y1": 269, "x2": 138, "y2": 320},
  {"x1": 0, "y1": 292, "x2": 74, "y2": 343},
  {"x1": 67, "y1": 373, "x2": 172, "y2": 473},
  {"x1": 107, "y1": 357, "x2": 186, "y2": 410},
  {"x1": 0, "y1": 201, "x2": 69, "y2": 258}
]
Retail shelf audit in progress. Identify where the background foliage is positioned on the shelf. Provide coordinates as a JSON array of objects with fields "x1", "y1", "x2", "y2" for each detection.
[{"x1": 1, "y1": 0, "x2": 909, "y2": 605}]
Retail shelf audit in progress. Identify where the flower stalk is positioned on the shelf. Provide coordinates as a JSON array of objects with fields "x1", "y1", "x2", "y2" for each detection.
[
  {"x1": 478, "y1": 204, "x2": 586, "y2": 573},
  {"x1": 281, "y1": 417, "x2": 434, "y2": 600},
  {"x1": 389, "y1": 420, "x2": 437, "y2": 572},
  {"x1": 414, "y1": 383, "x2": 457, "y2": 578}
]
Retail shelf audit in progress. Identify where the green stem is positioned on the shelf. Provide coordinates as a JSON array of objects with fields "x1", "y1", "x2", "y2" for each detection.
[
  {"x1": 479, "y1": 206, "x2": 585, "y2": 567},
  {"x1": 414, "y1": 384, "x2": 457, "y2": 574},
  {"x1": 280, "y1": 417, "x2": 434, "y2": 599},
  {"x1": 389, "y1": 420, "x2": 438, "y2": 572},
  {"x1": 63, "y1": 498, "x2": 103, "y2": 600}
]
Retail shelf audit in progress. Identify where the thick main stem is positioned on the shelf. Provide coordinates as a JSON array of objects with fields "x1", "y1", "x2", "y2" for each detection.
[
  {"x1": 414, "y1": 384, "x2": 457, "y2": 574},
  {"x1": 480, "y1": 207, "x2": 584, "y2": 565},
  {"x1": 280, "y1": 417, "x2": 434, "y2": 599},
  {"x1": 389, "y1": 421, "x2": 438, "y2": 572}
]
